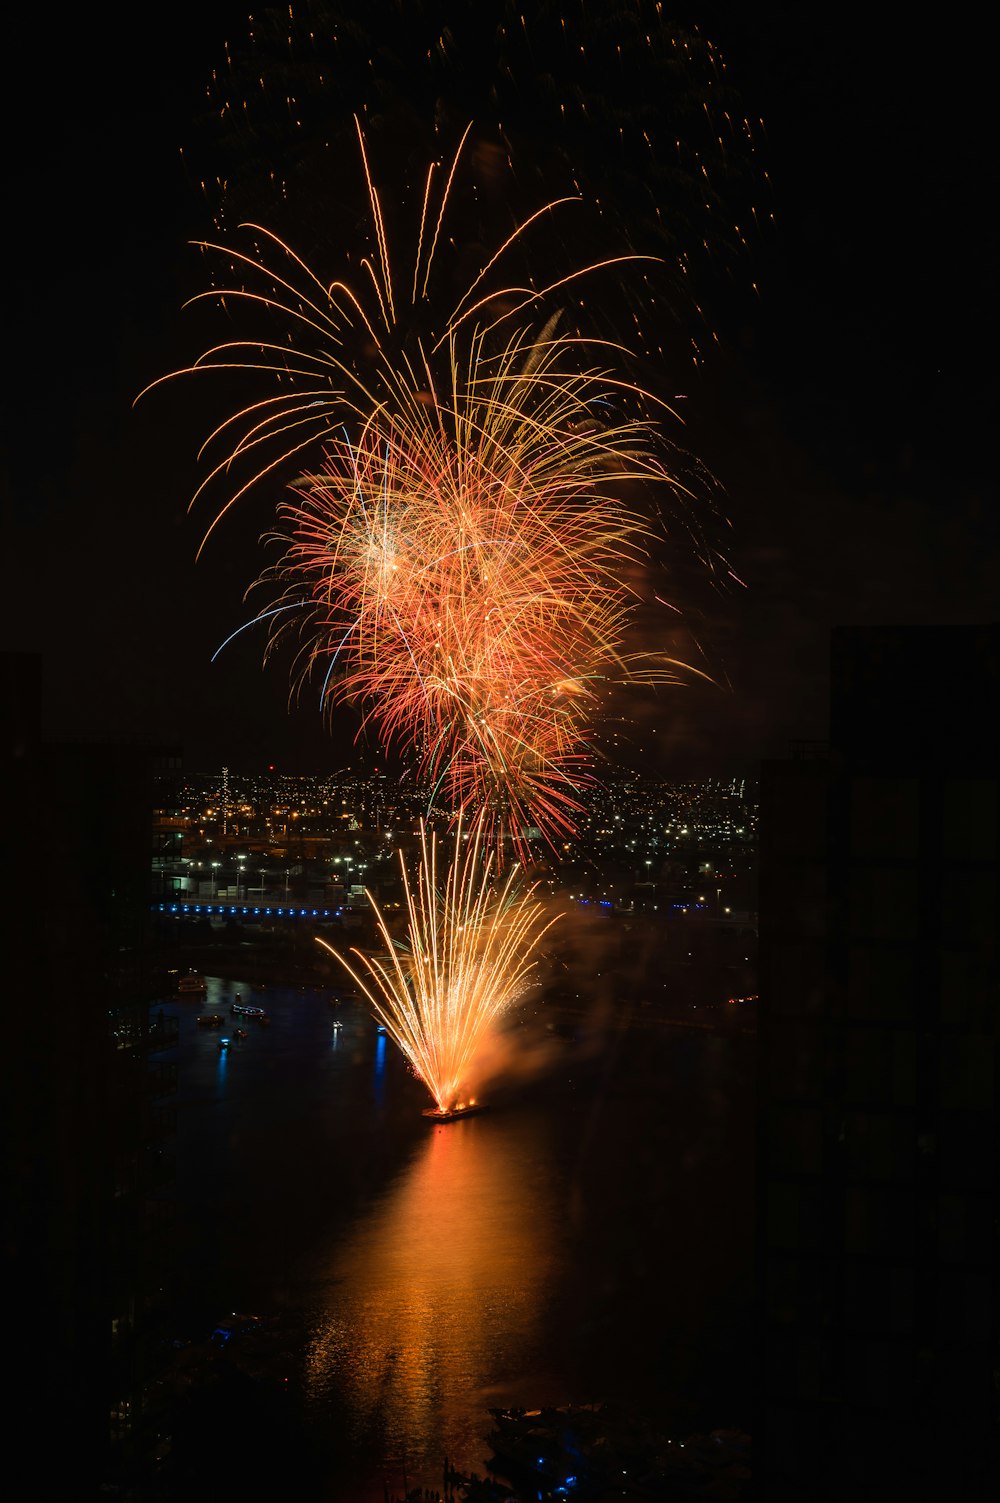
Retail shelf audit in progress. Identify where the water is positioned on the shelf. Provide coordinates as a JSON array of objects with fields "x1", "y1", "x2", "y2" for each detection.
[{"x1": 159, "y1": 973, "x2": 755, "y2": 1499}]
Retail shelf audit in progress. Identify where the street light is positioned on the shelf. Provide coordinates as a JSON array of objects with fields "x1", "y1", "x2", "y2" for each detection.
[
  {"x1": 284, "y1": 868, "x2": 290, "y2": 901},
  {"x1": 258, "y1": 868, "x2": 266, "y2": 898},
  {"x1": 237, "y1": 855, "x2": 246, "y2": 899},
  {"x1": 211, "y1": 861, "x2": 220, "y2": 896}
]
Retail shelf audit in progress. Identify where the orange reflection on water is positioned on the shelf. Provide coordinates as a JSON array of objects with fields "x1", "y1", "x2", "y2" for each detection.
[{"x1": 305, "y1": 1110, "x2": 557, "y2": 1475}]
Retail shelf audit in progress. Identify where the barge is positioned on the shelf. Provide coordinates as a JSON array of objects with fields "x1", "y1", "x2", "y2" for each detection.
[{"x1": 421, "y1": 1103, "x2": 488, "y2": 1124}]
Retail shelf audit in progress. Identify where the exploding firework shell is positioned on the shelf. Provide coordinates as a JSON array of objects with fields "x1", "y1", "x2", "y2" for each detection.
[
  {"x1": 145, "y1": 127, "x2": 715, "y2": 849},
  {"x1": 264, "y1": 322, "x2": 672, "y2": 848}
]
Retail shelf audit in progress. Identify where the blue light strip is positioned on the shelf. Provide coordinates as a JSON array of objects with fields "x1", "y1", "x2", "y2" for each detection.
[{"x1": 154, "y1": 902, "x2": 342, "y2": 920}]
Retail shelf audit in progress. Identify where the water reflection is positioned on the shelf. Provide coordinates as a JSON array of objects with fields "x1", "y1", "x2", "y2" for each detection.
[
  {"x1": 372, "y1": 1030, "x2": 387, "y2": 1105},
  {"x1": 164, "y1": 977, "x2": 755, "y2": 1499},
  {"x1": 306, "y1": 1109, "x2": 557, "y2": 1482}
]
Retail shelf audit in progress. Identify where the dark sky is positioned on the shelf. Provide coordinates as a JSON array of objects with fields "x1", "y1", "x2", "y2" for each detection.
[{"x1": 4, "y1": 4, "x2": 996, "y2": 777}]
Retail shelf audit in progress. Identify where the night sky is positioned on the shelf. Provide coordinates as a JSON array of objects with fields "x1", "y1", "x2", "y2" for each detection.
[{"x1": 4, "y1": 4, "x2": 996, "y2": 777}]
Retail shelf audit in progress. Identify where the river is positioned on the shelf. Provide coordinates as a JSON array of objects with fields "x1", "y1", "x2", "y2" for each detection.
[{"x1": 156, "y1": 970, "x2": 755, "y2": 1500}]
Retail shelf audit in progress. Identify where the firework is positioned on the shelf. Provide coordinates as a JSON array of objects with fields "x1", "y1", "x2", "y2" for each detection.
[
  {"x1": 316, "y1": 815, "x2": 558, "y2": 1114},
  {"x1": 264, "y1": 319, "x2": 693, "y2": 847},
  {"x1": 144, "y1": 128, "x2": 708, "y2": 847}
]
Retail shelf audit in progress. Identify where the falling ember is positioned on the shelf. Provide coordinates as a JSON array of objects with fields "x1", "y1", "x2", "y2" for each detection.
[{"x1": 315, "y1": 814, "x2": 558, "y2": 1116}]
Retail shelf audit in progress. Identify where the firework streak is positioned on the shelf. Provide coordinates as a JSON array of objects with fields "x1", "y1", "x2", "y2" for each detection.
[{"x1": 316, "y1": 816, "x2": 558, "y2": 1113}]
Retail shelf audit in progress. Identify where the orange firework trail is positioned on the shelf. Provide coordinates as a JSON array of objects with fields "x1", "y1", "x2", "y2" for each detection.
[
  {"x1": 143, "y1": 126, "x2": 709, "y2": 849},
  {"x1": 316, "y1": 815, "x2": 558, "y2": 1114},
  {"x1": 265, "y1": 323, "x2": 693, "y2": 848}
]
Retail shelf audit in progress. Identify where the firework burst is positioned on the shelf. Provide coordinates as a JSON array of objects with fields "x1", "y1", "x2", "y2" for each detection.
[
  {"x1": 144, "y1": 127, "x2": 715, "y2": 847},
  {"x1": 265, "y1": 317, "x2": 695, "y2": 846},
  {"x1": 316, "y1": 815, "x2": 558, "y2": 1114}
]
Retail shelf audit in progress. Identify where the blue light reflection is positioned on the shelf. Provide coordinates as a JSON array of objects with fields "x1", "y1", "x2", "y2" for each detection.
[{"x1": 373, "y1": 1031, "x2": 387, "y2": 1105}]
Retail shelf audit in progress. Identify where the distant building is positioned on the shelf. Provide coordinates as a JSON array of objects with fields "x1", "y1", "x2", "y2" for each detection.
[{"x1": 755, "y1": 625, "x2": 998, "y2": 1500}]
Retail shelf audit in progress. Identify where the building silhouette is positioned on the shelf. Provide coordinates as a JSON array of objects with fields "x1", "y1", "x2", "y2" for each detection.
[
  {"x1": 755, "y1": 625, "x2": 998, "y2": 1499},
  {"x1": 3, "y1": 653, "x2": 180, "y2": 1493}
]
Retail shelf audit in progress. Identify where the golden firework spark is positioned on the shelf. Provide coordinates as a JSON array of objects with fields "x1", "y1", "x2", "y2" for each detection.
[{"x1": 316, "y1": 815, "x2": 558, "y2": 1114}]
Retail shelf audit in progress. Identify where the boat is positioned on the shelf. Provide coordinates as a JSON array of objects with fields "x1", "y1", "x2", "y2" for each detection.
[
  {"x1": 210, "y1": 1312, "x2": 263, "y2": 1346},
  {"x1": 196, "y1": 1013, "x2": 225, "y2": 1028},
  {"x1": 331, "y1": 1020, "x2": 343, "y2": 1031},
  {"x1": 232, "y1": 1002, "x2": 264, "y2": 1018},
  {"x1": 421, "y1": 1102, "x2": 488, "y2": 1124},
  {"x1": 217, "y1": 1036, "x2": 231, "y2": 1051},
  {"x1": 178, "y1": 972, "x2": 206, "y2": 994}
]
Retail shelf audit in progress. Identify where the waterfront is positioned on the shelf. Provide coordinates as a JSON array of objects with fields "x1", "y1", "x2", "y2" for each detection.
[{"x1": 159, "y1": 972, "x2": 756, "y2": 1500}]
